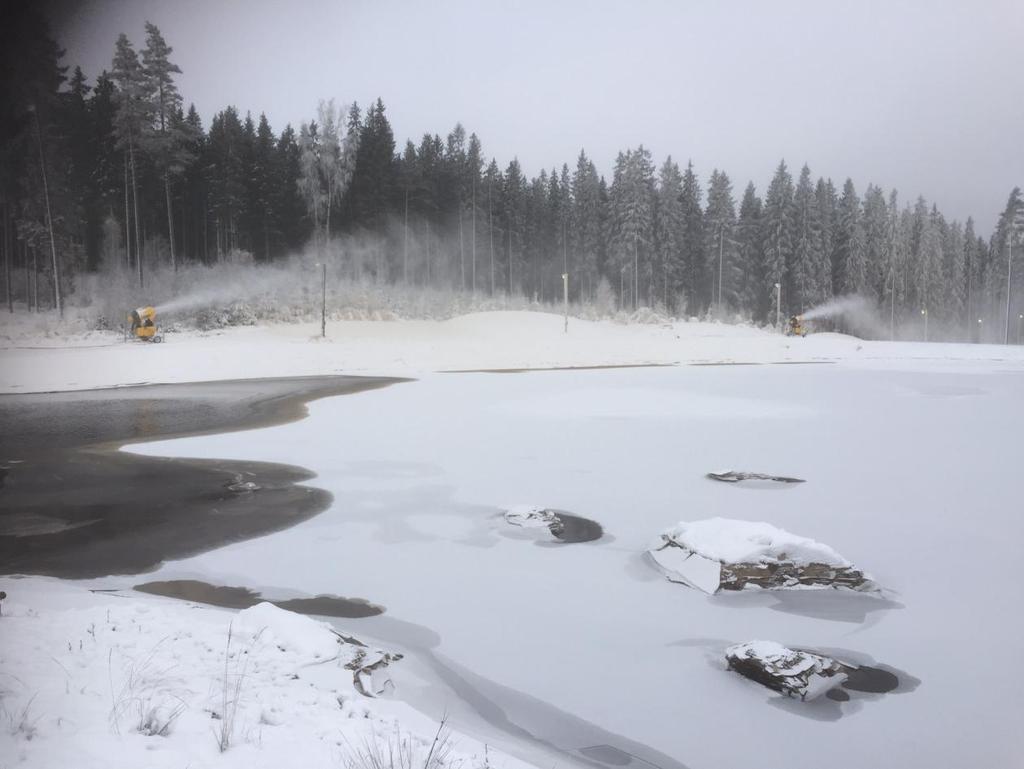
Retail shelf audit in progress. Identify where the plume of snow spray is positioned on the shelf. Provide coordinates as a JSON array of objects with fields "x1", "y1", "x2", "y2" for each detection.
[{"x1": 801, "y1": 295, "x2": 887, "y2": 338}]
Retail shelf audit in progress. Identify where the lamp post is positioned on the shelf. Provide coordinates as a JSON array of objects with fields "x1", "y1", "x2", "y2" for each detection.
[
  {"x1": 1018, "y1": 313, "x2": 1023, "y2": 344},
  {"x1": 314, "y1": 262, "x2": 326, "y2": 337},
  {"x1": 977, "y1": 318, "x2": 983, "y2": 344},
  {"x1": 921, "y1": 308, "x2": 928, "y2": 342},
  {"x1": 774, "y1": 282, "x2": 781, "y2": 331},
  {"x1": 562, "y1": 272, "x2": 569, "y2": 334},
  {"x1": 887, "y1": 265, "x2": 896, "y2": 341}
]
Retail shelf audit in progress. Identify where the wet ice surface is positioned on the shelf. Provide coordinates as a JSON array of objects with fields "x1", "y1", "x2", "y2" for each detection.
[{"x1": 127, "y1": 365, "x2": 1024, "y2": 769}]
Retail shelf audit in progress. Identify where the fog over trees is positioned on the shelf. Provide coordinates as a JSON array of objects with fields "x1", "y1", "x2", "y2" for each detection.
[{"x1": 3, "y1": 9, "x2": 1023, "y2": 340}]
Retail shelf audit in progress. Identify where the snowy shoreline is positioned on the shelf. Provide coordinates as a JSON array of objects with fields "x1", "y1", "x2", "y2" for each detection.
[{"x1": 4, "y1": 310, "x2": 1024, "y2": 395}]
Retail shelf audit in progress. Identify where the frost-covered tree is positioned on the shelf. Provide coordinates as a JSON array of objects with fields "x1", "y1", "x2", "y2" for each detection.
[
  {"x1": 653, "y1": 157, "x2": 683, "y2": 310},
  {"x1": 833, "y1": 179, "x2": 866, "y2": 297},
  {"x1": 608, "y1": 147, "x2": 655, "y2": 309},
  {"x1": 679, "y1": 161, "x2": 705, "y2": 312},
  {"x1": 704, "y1": 169, "x2": 737, "y2": 313},
  {"x1": 735, "y1": 182, "x2": 764, "y2": 318},
  {"x1": 761, "y1": 161, "x2": 795, "y2": 317},
  {"x1": 790, "y1": 165, "x2": 822, "y2": 312},
  {"x1": 862, "y1": 184, "x2": 889, "y2": 302},
  {"x1": 571, "y1": 150, "x2": 602, "y2": 300}
]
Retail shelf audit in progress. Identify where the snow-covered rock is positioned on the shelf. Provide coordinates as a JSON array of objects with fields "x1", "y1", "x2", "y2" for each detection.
[
  {"x1": 503, "y1": 505, "x2": 565, "y2": 536},
  {"x1": 649, "y1": 518, "x2": 869, "y2": 593},
  {"x1": 706, "y1": 470, "x2": 805, "y2": 484},
  {"x1": 726, "y1": 641, "x2": 848, "y2": 701}
]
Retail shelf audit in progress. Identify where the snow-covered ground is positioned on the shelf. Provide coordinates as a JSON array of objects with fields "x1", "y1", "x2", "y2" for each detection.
[
  {"x1": 4, "y1": 311, "x2": 1024, "y2": 769},
  {"x1": 3, "y1": 310, "x2": 1024, "y2": 393},
  {"x1": 0, "y1": 577, "x2": 529, "y2": 769}
]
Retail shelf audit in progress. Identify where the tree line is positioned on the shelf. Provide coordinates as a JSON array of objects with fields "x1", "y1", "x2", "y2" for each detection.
[{"x1": 2, "y1": 9, "x2": 1022, "y2": 339}]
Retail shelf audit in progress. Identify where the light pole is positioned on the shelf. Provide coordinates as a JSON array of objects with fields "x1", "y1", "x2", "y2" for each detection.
[
  {"x1": 977, "y1": 318, "x2": 983, "y2": 344},
  {"x1": 562, "y1": 272, "x2": 569, "y2": 334},
  {"x1": 774, "y1": 282, "x2": 781, "y2": 331},
  {"x1": 314, "y1": 262, "x2": 326, "y2": 337},
  {"x1": 1006, "y1": 210, "x2": 1024, "y2": 344},
  {"x1": 887, "y1": 265, "x2": 896, "y2": 341},
  {"x1": 1018, "y1": 313, "x2": 1023, "y2": 344},
  {"x1": 921, "y1": 308, "x2": 928, "y2": 342},
  {"x1": 1006, "y1": 223, "x2": 1013, "y2": 344},
  {"x1": 717, "y1": 222, "x2": 725, "y2": 313}
]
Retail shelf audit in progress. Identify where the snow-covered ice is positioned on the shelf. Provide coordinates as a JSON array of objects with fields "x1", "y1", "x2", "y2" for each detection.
[{"x1": 4, "y1": 311, "x2": 1024, "y2": 769}]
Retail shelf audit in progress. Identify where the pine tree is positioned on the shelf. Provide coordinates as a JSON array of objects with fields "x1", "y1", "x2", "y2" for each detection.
[
  {"x1": 653, "y1": 157, "x2": 683, "y2": 310},
  {"x1": 502, "y1": 158, "x2": 525, "y2": 294},
  {"x1": 761, "y1": 160, "x2": 795, "y2": 318},
  {"x1": 833, "y1": 179, "x2": 866, "y2": 297},
  {"x1": 815, "y1": 178, "x2": 838, "y2": 302},
  {"x1": 141, "y1": 22, "x2": 191, "y2": 270},
  {"x1": 704, "y1": 169, "x2": 737, "y2": 313},
  {"x1": 571, "y1": 150, "x2": 602, "y2": 299},
  {"x1": 861, "y1": 184, "x2": 889, "y2": 302},
  {"x1": 735, "y1": 182, "x2": 764, "y2": 318},
  {"x1": 111, "y1": 33, "x2": 150, "y2": 284},
  {"x1": 789, "y1": 165, "x2": 822, "y2": 312},
  {"x1": 679, "y1": 161, "x2": 705, "y2": 312}
]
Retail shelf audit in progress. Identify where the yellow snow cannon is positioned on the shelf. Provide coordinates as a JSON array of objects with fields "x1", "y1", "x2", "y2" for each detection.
[
  {"x1": 786, "y1": 314, "x2": 808, "y2": 337},
  {"x1": 129, "y1": 306, "x2": 162, "y2": 342}
]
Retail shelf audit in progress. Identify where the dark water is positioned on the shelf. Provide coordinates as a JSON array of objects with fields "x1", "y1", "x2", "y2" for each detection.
[
  {"x1": 135, "y1": 579, "x2": 385, "y2": 618},
  {"x1": 551, "y1": 512, "x2": 605, "y2": 543},
  {"x1": 0, "y1": 376, "x2": 403, "y2": 577}
]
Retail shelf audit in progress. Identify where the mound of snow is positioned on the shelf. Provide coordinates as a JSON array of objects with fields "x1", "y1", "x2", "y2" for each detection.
[
  {"x1": 235, "y1": 600, "x2": 340, "y2": 659},
  {"x1": 726, "y1": 640, "x2": 848, "y2": 701},
  {"x1": 649, "y1": 518, "x2": 869, "y2": 593}
]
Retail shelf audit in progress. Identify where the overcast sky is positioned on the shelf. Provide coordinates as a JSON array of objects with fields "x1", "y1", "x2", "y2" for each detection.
[{"x1": 47, "y1": 0, "x2": 1023, "y2": 234}]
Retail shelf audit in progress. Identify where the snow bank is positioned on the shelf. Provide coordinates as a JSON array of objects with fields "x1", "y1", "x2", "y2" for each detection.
[
  {"x1": 3, "y1": 308, "x2": 1024, "y2": 393},
  {"x1": 234, "y1": 600, "x2": 340, "y2": 659},
  {"x1": 0, "y1": 578, "x2": 527, "y2": 769}
]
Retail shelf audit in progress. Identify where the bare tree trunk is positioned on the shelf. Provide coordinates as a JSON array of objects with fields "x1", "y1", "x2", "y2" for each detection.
[
  {"x1": 23, "y1": 239, "x2": 29, "y2": 308},
  {"x1": 124, "y1": 153, "x2": 131, "y2": 270},
  {"x1": 471, "y1": 179, "x2": 478, "y2": 294},
  {"x1": 31, "y1": 109, "x2": 62, "y2": 317},
  {"x1": 488, "y1": 186, "x2": 494, "y2": 295},
  {"x1": 31, "y1": 246, "x2": 38, "y2": 311},
  {"x1": 403, "y1": 188, "x2": 409, "y2": 284},
  {"x1": 459, "y1": 201, "x2": 465, "y2": 291},
  {"x1": 3, "y1": 201, "x2": 11, "y2": 313},
  {"x1": 164, "y1": 174, "x2": 176, "y2": 271},
  {"x1": 129, "y1": 140, "x2": 143, "y2": 288}
]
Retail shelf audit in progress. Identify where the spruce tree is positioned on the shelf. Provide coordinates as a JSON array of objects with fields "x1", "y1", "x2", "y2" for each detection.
[
  {"x1": 735, "y1": 182, "x2": 764, "y2": 319},
  {"x1": 704, "y1": 169, "x2": 738, "y2": 313},
  {"x1": 679, "y1": 161, "x2": 705, "y2": 312},
  {"x1": 654, "y1": 157, "x2": 684, "y2": 310},
  {"x1": 790, "y1": 165, "x2": 822, "y2": 312},
  {"x1": 761, "y1": 160, "x2": 795, "y2": 318}
]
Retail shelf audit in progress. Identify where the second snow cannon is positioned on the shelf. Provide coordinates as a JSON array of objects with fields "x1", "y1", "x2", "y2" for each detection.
[
  {"x1": 786, "y1": 314, "x2": 808, "y2": 337},
  {"x1": 129, "y1": 306, "x2": 162, "y2": 342}
]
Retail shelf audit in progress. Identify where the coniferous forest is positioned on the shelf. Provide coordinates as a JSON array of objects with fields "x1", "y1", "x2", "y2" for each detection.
[{"x1": 3, "y1": 9, "x2": 1023, "y2": 340}]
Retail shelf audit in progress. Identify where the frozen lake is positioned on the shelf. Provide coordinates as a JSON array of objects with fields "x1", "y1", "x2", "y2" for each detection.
[{"x1": 128, "y1": 362, "x2": 1024, "y2": 769}]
